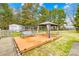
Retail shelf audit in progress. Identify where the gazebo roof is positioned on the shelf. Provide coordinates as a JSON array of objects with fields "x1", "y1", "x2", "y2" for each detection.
[{"x1": 39, "y1": 21, "x2": 58, "y2": 26}]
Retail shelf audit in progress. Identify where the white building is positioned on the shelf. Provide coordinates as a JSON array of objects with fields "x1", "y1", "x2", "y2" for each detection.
[{"x1": 9, "y1": 24, "x2": 25, "y2": 32}]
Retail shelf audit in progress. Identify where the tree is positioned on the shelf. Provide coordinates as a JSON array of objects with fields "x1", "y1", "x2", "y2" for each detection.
[
  {"x1": 38, "y1": 6, "x2": 50, "y2": 23},
  {"x1": 0, "y1": 3, "x2": 13, "y2": 29},
  {"x1": 51, "y1": 8, "x2": 66, "y2": 30},
  {"x1": 74, "y1": 5, "x2": 79, "y2": 31},
  {"x1": 21, "y1": 3, "x2": 40, "y2": 26},
  {"x1": 57, "y1": 9, "x2": 66, "y2": 29}
]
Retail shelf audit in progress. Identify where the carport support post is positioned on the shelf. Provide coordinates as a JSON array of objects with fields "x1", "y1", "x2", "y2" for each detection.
[{"x1": 47, "y1": 24, "x2": 51, "y2": 38}]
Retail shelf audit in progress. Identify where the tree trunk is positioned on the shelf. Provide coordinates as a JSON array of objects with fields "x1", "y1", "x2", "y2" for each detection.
[
  {"x1": 58, "y1": 26, "x2": 61, "y2": 30},
  {"x1": 76, "y1": 26, "x2": 79, "y2": 32}
]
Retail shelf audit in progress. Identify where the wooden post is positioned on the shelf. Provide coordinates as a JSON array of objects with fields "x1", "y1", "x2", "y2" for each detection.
[
  {"x1": 37, "y1": 26, "x2": 39, "y2": 34},
  {"x1": 47, "y1": 24, "x2": 51, "y2": 38},
  {"x1": 57, "y1": 26, "x2": 59, "y2": 35}
]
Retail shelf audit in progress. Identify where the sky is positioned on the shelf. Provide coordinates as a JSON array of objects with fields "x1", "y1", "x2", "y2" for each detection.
[
  {"x1": 43, "y1": 3, "x2": 66, "y2": 10},
  {"x1": 8, "y1": 3, "x2": 66, "y2": 10},
  {"x1": 8, "y1": 3, "x2": 77, "y2": 16},
  {"x1": 8, "y1": 3, "x2": 22, "y2": 9},
  {"x1": 8, "y1": 3, "x2": 78, "y2": 29}
]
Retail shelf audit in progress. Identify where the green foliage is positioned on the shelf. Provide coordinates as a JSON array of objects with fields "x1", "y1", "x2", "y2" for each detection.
[
  {"x1": 0, "y1": 3, "x2": 66, "y2": 30},
  {"x1": 0, "y1": 9, "x2": 5, "y2": 14},
  {"x1": 51, "y1": 8, "x2": 66, "y2": 29},
  {"x1": 0, "y1": 3, "x2": 13, "y2": 29},
  {"x1": 74, "y1": 5, "x2": 79, "y2": 31},
  {"x1": 74, "y1": 24, "x2": 79, "y2": 27},
  {"x1": 21, "y1": 3, "x2": 40, "y2": 26},
  {"x1": 18, "y1": 19, "x2": 37, "y2": 26},
  {"x1": 39, "y1": 7, "x2": 66, "y2": 30}
]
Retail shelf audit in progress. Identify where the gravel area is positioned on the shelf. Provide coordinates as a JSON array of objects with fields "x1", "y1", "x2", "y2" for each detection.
[{"x1": 0, "y1": 37, "x2": 19, "y2": 56}]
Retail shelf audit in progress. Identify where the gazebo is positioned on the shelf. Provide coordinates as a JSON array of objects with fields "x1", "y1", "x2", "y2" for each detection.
[{"x1": 37, "y1": 21, "x2": 58, "y2": 38}]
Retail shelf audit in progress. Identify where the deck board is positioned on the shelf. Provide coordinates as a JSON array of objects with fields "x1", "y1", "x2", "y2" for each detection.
[{"x1": 14, "y1": 34, "x2": 60, "y2": 53}]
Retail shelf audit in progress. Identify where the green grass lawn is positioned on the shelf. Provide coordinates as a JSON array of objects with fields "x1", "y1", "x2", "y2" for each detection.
[
  {"x1": 22, "y1": 30, "x2": 79, "y2": 56},
  {"x1": 11, "y1": 32, "x2": 22, "y2": 37}
]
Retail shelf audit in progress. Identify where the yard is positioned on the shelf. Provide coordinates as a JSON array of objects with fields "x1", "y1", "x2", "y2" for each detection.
[
  {"x1": 0, "y1": 30, "x2": 79, "y2": 56},
  {"x1": 22, "y1": 30, "x2": 79, "y2": 56},
  {"x1": 0, "y1": 3, "x2": 79, "y2": 56}
]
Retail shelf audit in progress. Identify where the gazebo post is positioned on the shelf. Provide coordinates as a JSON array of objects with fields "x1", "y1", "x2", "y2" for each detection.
[
  {"x1": 37, "y1": 26, "x2": 39, "y2": 33},
  {"x1": 39, "y1": 21, "x2": 58, "y2": 39},
  {"x1": 57, "y1": 26, "x2": 59, "y2": 35},
  {"x1": 47, "y1": 24, "x2": 51, "y2": 38}
]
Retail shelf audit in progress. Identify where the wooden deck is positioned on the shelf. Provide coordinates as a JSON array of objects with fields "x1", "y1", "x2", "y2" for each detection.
[{"x1": 14, "y1": 34, "x2": 61, "y2": 54}]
